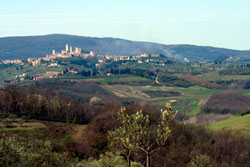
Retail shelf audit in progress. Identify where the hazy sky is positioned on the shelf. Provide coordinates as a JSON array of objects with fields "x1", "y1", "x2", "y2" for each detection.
[{"x1": 0, "y1": 0, "x2": 250, "y2": 50}]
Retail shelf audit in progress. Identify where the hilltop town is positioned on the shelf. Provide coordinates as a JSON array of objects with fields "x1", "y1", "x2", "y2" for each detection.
[
  {"x1": 2, "y1": 44, "x2": 162, "y2": 66},
  {"x1": 0, "y1": 44, "x2": 177, "y2": 85}
]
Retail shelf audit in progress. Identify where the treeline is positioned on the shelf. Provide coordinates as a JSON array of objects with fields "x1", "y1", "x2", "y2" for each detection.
[
  {"x1": 219, "y1": 66, "x2": 250, "y2": 75},
  {"x1": 32, "y1": 79, "x2": 118, "y2": 101},
  {"x1": 80, "y1": 68, "x2": 98, "y2": 77},
  {"x1": 158, "y1": 74, "x2": 194, "y2": 88},
  {"x1": 106, "y1": 68, "x2": 156, "y2": 79},
  {"x1": 0, "y1": 85, "x2": 113, "y2": 124},
  {"x1": 79, "y1": 67, "x2": 157, "y2": 79}
]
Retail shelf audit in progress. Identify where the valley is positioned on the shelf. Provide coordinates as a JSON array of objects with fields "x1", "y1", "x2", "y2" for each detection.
[
  {"x1": 2, "y1": 0, "x2": 250, "y2": 166},
  {"x1": 1, "y1": 37, "x2": 250, "y2": 167}
]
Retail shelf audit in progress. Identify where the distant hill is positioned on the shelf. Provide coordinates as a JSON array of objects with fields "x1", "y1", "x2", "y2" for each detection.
[{"x1": 0, "y1": 34, "x2": 250, "y2": 62}]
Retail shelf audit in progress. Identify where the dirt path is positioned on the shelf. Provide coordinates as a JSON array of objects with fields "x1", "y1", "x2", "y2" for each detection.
[
  {"x1": 72, "y1": 125, "x2": 86, "y2": 142},
  {"x1": 155, "y1": 74, "x2": 165, "y2": 85}
]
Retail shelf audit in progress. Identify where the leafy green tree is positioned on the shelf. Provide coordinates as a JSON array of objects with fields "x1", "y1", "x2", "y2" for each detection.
[
  {"x1": 108, "y1": 107, "x2": 137, "y2": 167},
  {"x1": 108, "y1": 103, "x2": 177, "y2": 167}
]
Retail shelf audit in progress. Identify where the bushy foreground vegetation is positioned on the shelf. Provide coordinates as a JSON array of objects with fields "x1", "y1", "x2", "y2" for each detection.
[
  {"x1": 1, "y1": 85, "x2": 250, "y2": 167},
  {"x1": 76, "y1": 106, "x2": 250, "y2": 167},
  {"x1": 0, "y1": 136, "x2": 70, "y2": 167}
]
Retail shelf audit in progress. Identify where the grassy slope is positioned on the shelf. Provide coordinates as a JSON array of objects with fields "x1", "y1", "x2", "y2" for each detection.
[
  {"x1": 0, "y1": 121, "x2": 47, "y2": 131},
  {"x1": 197, "y1": 71, "x2": 250, "y2": 81},
  {"x1": 0, "y1": 119, "x2": 86, "y2": 154},
  {"x1": 188, "y1": 100, "x2": 201, "y2": 116},
  {"x1": 208, "y1": 114, "x2": 250, "y2": 137}
]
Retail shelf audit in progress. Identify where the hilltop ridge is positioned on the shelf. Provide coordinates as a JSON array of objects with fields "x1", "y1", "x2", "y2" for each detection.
[{"x1": 0, "y1": 34, "x2": 250, "y2": 62}]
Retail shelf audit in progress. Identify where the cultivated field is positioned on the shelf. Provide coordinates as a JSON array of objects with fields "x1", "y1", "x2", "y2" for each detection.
[{"x1": 208, "y1": 114, "x2": 250, "y2": 137}]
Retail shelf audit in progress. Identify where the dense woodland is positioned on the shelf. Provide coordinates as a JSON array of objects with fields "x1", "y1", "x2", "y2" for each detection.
[{"x1": 0, "y1": 84, "x2": 109, "y2": 124}]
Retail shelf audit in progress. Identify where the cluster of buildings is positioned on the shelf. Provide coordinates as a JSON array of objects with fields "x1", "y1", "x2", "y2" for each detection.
[
  {"x1": 0, "y1": 44, "x2": 170, "y2": 83},
  {"x1": 1, "y1": 44, "x2": 163, "y2": 68},
  {"x1": 44, "y1": 44, "x2": 95, "y2": 61},
  {"x1": 103, "y1": 53, "x2": 160, "y2": 62},
  {"x1": 101, "y1": 53, "x2": 162, "y2": 65},
  {"x1": 1, "y1": 44, "x2": 96, "y2": 66},
  {"x1": 2, "y1": 59, "x2": 24, "y2": 65}
]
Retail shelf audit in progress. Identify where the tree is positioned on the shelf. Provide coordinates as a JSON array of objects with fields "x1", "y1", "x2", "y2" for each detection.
[
  {"x1": 89, "y1": 97, "x2": 103, "y2": 106},
  {"x1": 0, "y1": 85, "x2": 23, "y2": 115},
  {"x1": 108, "y1": 103, "x2": 178, "y2": 167},
  {"x1": 108, "y1": 107, "x2": 137, "y2": 167}
]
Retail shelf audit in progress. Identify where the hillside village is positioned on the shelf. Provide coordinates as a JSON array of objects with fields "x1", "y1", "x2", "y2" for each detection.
[
  {"x1": 2, "y1": 44, "x2": 163, "y2": 66},
  {"x1": 0, "y1": 44, "x2": 170, "y2": 82}
]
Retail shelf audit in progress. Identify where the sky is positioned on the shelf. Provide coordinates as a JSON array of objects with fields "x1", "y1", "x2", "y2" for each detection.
[{"x1": 0, "y1": 0, "x2": 250, "y2": 50}]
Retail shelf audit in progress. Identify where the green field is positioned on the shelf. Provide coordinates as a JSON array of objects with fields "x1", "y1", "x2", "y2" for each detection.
[
  {"x1": 197, "y1": 71, "x2": 250, "y2": 81},
  {"x1": 153, "y1": 98, "x2": 200, "y2": 116},
  {"x1": 188, "y1": 100, "x2": 201, "y2": 116},
  {"x1": 103, "y1": 83, "x2": 250, "y2": 117},
  {"x1": 208, "y1": 114, "x2": 250, "y2": 137}
]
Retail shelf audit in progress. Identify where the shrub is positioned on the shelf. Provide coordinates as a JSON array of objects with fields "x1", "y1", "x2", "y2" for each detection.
[
  {"x1": 241, "y1": 108, "x2": 250, "y2": 116},
  {"x1": 0, "y1": 136, "x2": 70, "y2": 167},
  {"x1": 62, "y1": 135, "x2": 74, "y2": 146},
  {"x1": 1, "y1": 119, "x2": 12, "y2": 128},
  {"x1": 8, "y1": 114, "x2": 17, "y2": 122},
  {"x1": 72, "y1": 117, "x2": 77, "y2": 124},
  {"x1": 75, "y1": 152, "x2": 143, "y2": 167},
  {"x1": 187, "y1": 154, "x2": 212, "y2": 167}
]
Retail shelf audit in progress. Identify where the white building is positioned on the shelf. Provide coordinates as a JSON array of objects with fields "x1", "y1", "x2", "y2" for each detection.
[
  {"x1": 66, "y1": 44, "x2": 69, "y2": 53},
  {"x1": 70, "y1": 46, "x2": 73, "y2": 53}
]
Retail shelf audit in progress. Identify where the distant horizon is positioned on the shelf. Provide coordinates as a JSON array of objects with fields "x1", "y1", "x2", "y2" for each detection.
[
  {"x1": 1, "y1": 0, "x2": 250, "y2": 50},
  {"x1": 1, "y1": 33, "x2": 250, "y2": 52}
]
